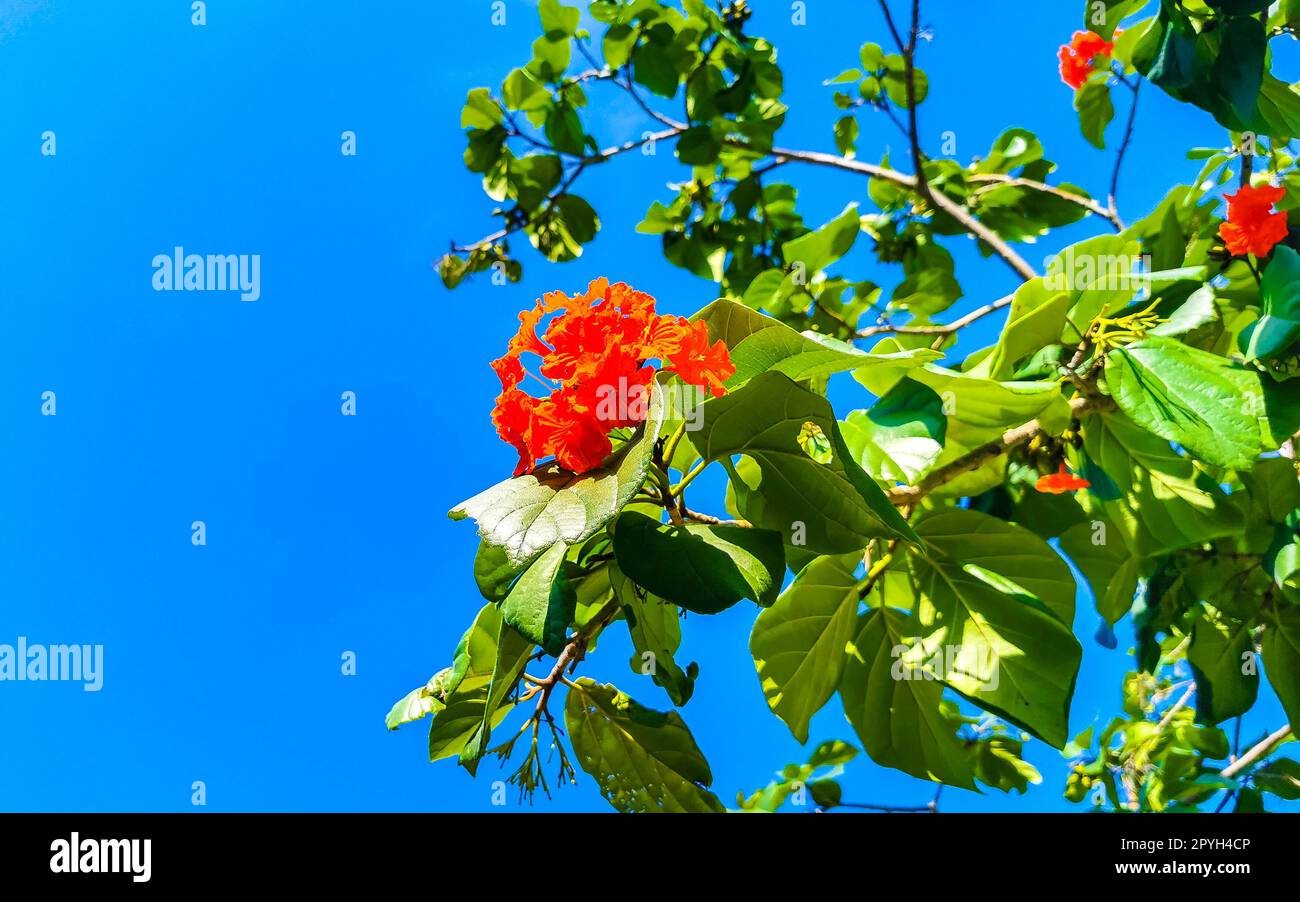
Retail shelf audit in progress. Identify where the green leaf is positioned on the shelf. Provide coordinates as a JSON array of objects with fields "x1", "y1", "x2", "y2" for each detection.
[
  {"x1": 1075, "y1": 80, "x2": 1114, "y2": 150},
  {"x1": 498, "y1": 541, "x2": 575, "y2": 656},
  {"x1": 892, "y1": 366, "x2": 1070, "y2": 498},
  {"x1": 969, "y1": 736, "x2": 1042, "y2": 794},
  {"x1": 834, "y1": 115, "x2": 858, "y2": 158},
  {"x1": 544, "y1": 104, "x2": 585, "y2": 155},
  {"x1": 473, "y1": 540, "x2": 517, "y2": 602},
  {"x1": 860, "y1": 43, "x2": 885, "y2": 70},
  {"x1": 632, "y1": 41, "x2": 679, "y2": 98},
  {"x1": 1105, "y1": 336, "x2": 1276, "y2": 469},
  {"x1": 1211, "y1": 14, "x2": 1266, "y2": 127},
  {"x1": 458, "y1": 614, "x2": 534, "y2": 772},
  {"x1": 690, "y1": 297, "x2": 784, "y2": 348},
  {"x1": 726, "y1": 323, "x2": 939, "y2": 387},
  {"x1": 840, "y1": 378, "x2": 945, "y2": 484},
  {"x1": 677, "y1": 125, "x2": 721, "y2": 165},
  {"x1": 603, "y1": 22, "x2": 637, "y2": 69},
  {"x1": 688, "y1": 372, "x2": 919, "y2": 552},
  {"x1": 1080, "y1": 411, "x2": 1242, "y2": 557},
  {"x1": 1188, "y1": 604, "x2": 1259, "y2": 724},
  {"x1": 565, "y1": 678, "x2": 725, "y2": 812},
  {"x1": 781, "y1": 204, "x2": 859, "y2": 275},
  {"x1": 1254, "y1": 758, "x2": 1300, "y2": 800},
  {"x1": 461, "y1": 87, "x2": 503, "y2": 129},
  {"x1": 1262, "y1": 604, "x2": 1300, "y2": 732},
  {"x1": 450, "y1": 381, "x2": 666, "y2": 570},
  {"x1": 502, "y1": 68, "x2": 550, "y2": 115},
  {"x1": 906, "y1": 508, "x2": 1081, "y2": 747},
  {"x1": 737, "y1": 739, "x2": 857, "y2": 812},
  {"x1": 611, "y1": 511, "x2": 785, "y2": 614},
  {"x1": 750, "y1": 554, "x2": 862, "y2": 743},
  {"x1": 386, "y1": 669, "x2": 452, "y2": 731},
  {"x1": 1059, "y1": 520, "x2": 1138, "y2": 624},
  {"x1": 1087, "y1": 0, "x2": 1147, "y2": 40},
  {"x1": 611, "y1": 564, "x2": 696, "y2": 707},
  {"x1": 1241, "y1": 246, "x2": 1300, "y2": 362},
  {"x1": 968, "y1": 278, "x2": 1070, "y2": 381},
  {"x1": 529, "y1": 35, "x2": 571, "y2": 80},
  {"x1": 538, "y1": 0, "x2": 580, "y2": 37},
  {"x1": 426, "y1": 605, "x2": 530, "y2": 762},
  {"x1": 840, "y1": 606, "x2": 977, "y2": 788},
  {"x1": 882, "y1": 55, "x2": 928, "y2": 107}
]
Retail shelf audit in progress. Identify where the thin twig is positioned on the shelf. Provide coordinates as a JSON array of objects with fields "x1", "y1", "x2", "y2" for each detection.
[
  {"x1": 1107, "y1": 78, "x2": 1140, "y2": 228},
  {"x1": 1221, "y1": 725, "x2": 1293, "y2": 779},
  {"x1": 887, "y1": 394, "x2": 1115, "y2": 503},
  {"x1": 856, "y1": 292, "x2": 1014, "y2": 339}
]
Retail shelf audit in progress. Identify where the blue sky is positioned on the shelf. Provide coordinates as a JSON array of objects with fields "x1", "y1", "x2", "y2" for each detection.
[{"x1": 0, "y1": 0, "x2": 1294, "y2": 813}]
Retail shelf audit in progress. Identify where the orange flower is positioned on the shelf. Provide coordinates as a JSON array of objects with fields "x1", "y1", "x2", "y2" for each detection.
[
  {"x1": 1058, "y1": 30, "x2": 1114, "y2": 90},
  {"x1": 1035, "y1": 462, "x2": 1091, "y2": 495},
  {"x1": 1219, "y1": 184, "x2": 1289, "y2": 258},
  {"x1": 489, "y1": 279, "x2": 736, "y2": 475},
  {"x1": 667, "y1": 319, "x2": 734, "y2": 398}
]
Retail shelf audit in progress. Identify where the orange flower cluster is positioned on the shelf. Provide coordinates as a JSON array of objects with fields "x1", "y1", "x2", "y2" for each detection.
[
  {"x1": 1036, "y1": 463, "x2": 1091, "y2": 495},
  {"x1": 1219, "y1": 183, "x2": 1289, "y2": 258},
  {"x1": 1058, "y1": 30, "x2": 1114, "y2": 90},
  {"x1": 491, "y1": 278, "x2": 735, "y2": 476}
]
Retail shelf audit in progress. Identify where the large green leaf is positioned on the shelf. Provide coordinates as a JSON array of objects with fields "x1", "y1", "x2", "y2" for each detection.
[
  {"x1": 750, "y1": 554, "x2": 862, "y2": 743},
  {"x1": 840, "y1": 378, "x2": 945, "y2": 484},
  {"x1": 612, "y1": 511, "x2": 784, "y2": 613},
  {"x1": 690, "y1": 297, "x2": 783, "y2": 348},
  {"x1": 450, "y1": 380, "x2": 666, "y2": 570},
  {"x1": 498, "y1": 540, "x2": 575, "y2": 656},
  {"x1": 426, "y1": 605, "x2": 532, "y2": 763},
  {"x1": 1059, "y1": 519, "x2": 1139, "y2": 624},
  {"x1": 905, "y1": 508, "x2": 1081, "y2": 747},
  {"x1": 1263, "y1": 604, "x2": 1300, "y2": 732},
  {"x1": 840, "y1": 606, "x2": 977, "y2": 788},
  {"x1": 1105, "y1": 336, "x2": 1279, "y2": 469},
  {"x1": 1188, "y1": 604, "x2": 1259, "y2": 724},
  {"x1": 966, "y1": 278, "x2": 1070, "y2": 381},
  {"x1": 726, "y1": 325, "x2": 939, "y2": 387},
  {"x1": 1080, "y1": 411, "x2": 1242, "y2": 556},
  {"x1": 781, "y1": 203, "x2": 860, "y2": 274},
  {"x1": 610, "y1": 564, "x2": 696, "y2": 707},
  {"x1": 458, "y1": 612, "x2": 534, "y2": 772},
  {"x1": 689, "y1": 371, "x2": 918, "y2": 551},
  {"x1": 1052, "y1": 234, "x2": 1145, "y2": 341},
  {"x1": 1241, "y1": 247, "x2": 1300, "y2": 362},
  {"x1": 564, "y1": 678, "x2": 725, "y2": 812},
  {"x1": 896, "y1": 366, "x2": 1070, "y2": 497}
]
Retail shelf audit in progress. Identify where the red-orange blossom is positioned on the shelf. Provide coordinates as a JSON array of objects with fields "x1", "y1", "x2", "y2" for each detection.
[{"x1": 491, "y1": 278, "x2": 735, "y2": 476}]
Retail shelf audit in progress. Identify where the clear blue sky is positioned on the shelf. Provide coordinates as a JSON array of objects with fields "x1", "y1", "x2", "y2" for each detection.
[{"x1": 0, "y1": 0, "x2": 1293, "y2": 812}]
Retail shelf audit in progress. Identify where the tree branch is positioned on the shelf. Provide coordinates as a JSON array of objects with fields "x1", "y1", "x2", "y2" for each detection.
[
  {"x1": 1108, "y1": 78, "x2": 1141, "y2": 228},
  {"x1": 887, "y1": 394, "x2": 1115, "y2": 504},
  {"x1": 527, "y1": 597, "x2": 621, "y2": 721},
  {"x1": 836, "y1": 800, "x2": 938, "y2": 812},
  {"x1": 856, "y1": 291, "x2": 1014, "y2": 339},
  {"x1": 1220, "y1": 725, "x2": 1293, "y2": 779},
  {"x1": 451, "y1": 125, "x2": 685, "y2": 254},
  {"x1": 969, "y1": 173, "x2": 1120, "y2": 228}
]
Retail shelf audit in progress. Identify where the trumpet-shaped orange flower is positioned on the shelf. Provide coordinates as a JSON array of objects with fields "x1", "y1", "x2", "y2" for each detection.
[
  {"x1": 490, "y1": 279, "x2": 735, "y2": 475},
  {"x1": 1058, "y1": 30, "x2": 1114, "y2": 90},
  {"x1": 1036, "y1": 462, "x2": 1091, "y2": 495},
  {"x1": 1219, "y1": 184, "x2": 1289, "y2": 258}
]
